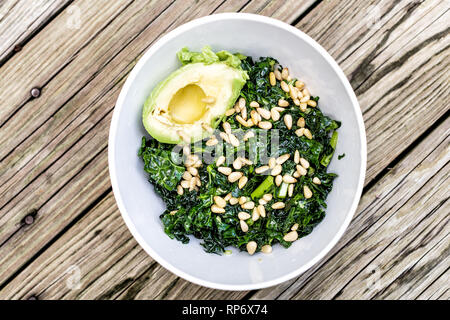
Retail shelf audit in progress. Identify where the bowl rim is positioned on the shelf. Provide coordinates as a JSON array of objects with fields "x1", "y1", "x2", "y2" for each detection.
[{"x1": 108, "y1": 12, "x2": 367, "y2": 291}]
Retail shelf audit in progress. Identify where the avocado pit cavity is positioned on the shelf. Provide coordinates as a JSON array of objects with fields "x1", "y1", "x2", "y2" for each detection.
[{"x1": 168, "y1": 84, "x2": 208, "y2": 124}]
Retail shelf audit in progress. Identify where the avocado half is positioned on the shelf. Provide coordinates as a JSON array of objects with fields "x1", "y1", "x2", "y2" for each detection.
[{"x1": 143, "y1": 58, "x2": 247, "y2": 144}]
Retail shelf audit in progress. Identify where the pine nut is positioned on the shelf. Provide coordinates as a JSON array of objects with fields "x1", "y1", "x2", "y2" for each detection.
[
  {"x1": 177, "y1": 130, "x2": 190, "y2": 143},
  {"x1": 193, "y1": 159, "x2": 202, "y2": 168},
  {"x1": 281, "y1": 67, "x2": 289, "y2": 80},
  {"x1": 255, "y1": 165, "x2": 269, "y2": 174},
  {"x1": 236, "y1": 115, "x2": 248, "y2": 126},
  {"x1": 271, "y1": 108, "x2": 280, "y2": 121},
  {"x1": 297, "y1": 117, "x2": 305, "y2": 128},
  {"x1": 273, "y1": 107, "x2": 285, "y2": 113},
  {"x1": 229, "y1": 197, "x2": 239, "y2": 205},
  {"x1": 206, "y1": 137, "x2": 218, "y2": 146},
  {"x1": 257, "y1": 204, "x2": 266, "y2": 218},
  {"x1": 233, "y1": 158, "x2": 243, "y2": 170},
  {"x1": 195, "y1": 176, "x2": 201, "y2": 187},
  {"x1": 272, "y1": 202, "x2": 285, "y2": 209},
  {"x1": 294, "y1": 150, "x2": 300, "y2": 164},
  {"x1": 271, "y1": 164, "x2": 282, "y2": 176},
  {"x1": 304, "y1": 128, "x2": 313, "y2": 139},
  {"x1": 241, "y1": 157, "x2": 253, "y2": 165},
  {"x1": 258, "y1": 121, "x2": 272, "y2": 130},
  {"x1": 238, "y1": 212, "x2": 251, "y2": 220},
  {"x1": 183, "y1": 171, "x2": 192, "y2": 181},
  {"x1": 250, "y1": 101, "x2": 259, "y2": 108},
  {"x1": 252, "y1": 207, "x2": 260, "y2": 221},
  {"x1": 202, "y1": 122, "x2": 214, "y2": 134},
  {"x1": 257, "y1": 108, "x2": 271, "y2": 120},
  {"x1": 224, "y1": 193, "x2": 232, "y2": 201},
  {"x1": 291, "y1": 223, "x2": 299, "y2": 231},
  {"x1": 278, "y1": 99, "x2": 289, "y2": 107},
  {"x1": 307, "y1": 100, "x2": 317, "y2": 107},
  {"x1": 295, "y1": 80, "x2": 305, "y2": 89},
  {"x1": 238, "y1": 97, "x2": 246, "y2": 110},
  {"x1": 181, "y1": 180, "x2": 190, "y2": 189},
  {"x1": 274, "y1": 69, "x2": 282, "y2": 80},
  {"x1": 234, "y1": 102, "x2": 241, "y2": 112},
  {"x1": 300, "y1": 158, "x2": 310, "y2": 169},
  {"x1": 169, "y1": 210, "x2": 178, "y2": 215},
  {"x1": 275, "y1": 175, "x2": 283, "y2": 186},
  {"x1": 246, "y1": 119, "x2": 254, "y2": 127},
  {"x1": 225, "y1": 108, "x2": 235, "y2": 116},
  {"x1": 238, "y1": 176, "x2": 248, "y2": 189},
  {"x1": 242, "y1": 201, "x2": 255, "y2": 210},
  {"x1": 183, "y1": 145, "x2": 191, "y2": 156},
  {"x1": 283, "y1": 230, "x2": 298, "y2": 242},
  {"x1": 300, "y1": 95, "x2": 310, "y2": 103},
  {"x1": 214, "y1": 196, "x2": 227, "y2": 208},
  {"x1": 283, "y1": 175, "x2": 297, "y2": 184},
  {"x1": 293, "y1": 98, "x2": 300, "y2": 106},
  {"x1": 295, "y1": 128, "x2": 305, "y2": 137},
  {"x1": 239, "y1": 196, "x2": 247, "y2": 205},
  {"x1": 276, "y1": 154, "x2": 290, "y2": 165},
  {"x1": 241, "y1": 106, "x2": 247, "y2": 120},
  {"x1": 297, "y1": 165, "x2": 307, "y2": 176},
  {"x1": 246, "y1": 241, "x2": 257, "y2": 254},
  {"x1": 280, "y1": 81, "x2": 289, "y2": 92},
  {"x1": 261, "y1": 245, "x2": 272, "y2": 254},
  {"x1": 223, "y1": 122, "x2": 231, "y2": 134},
  {"x1": 251, "y1": 110, "x2": 260, "y2": 125},
  {"x1": 243, "y1": 131, "x2": 255, "y2": 141},
  {"x1": 189, "y1": 177, "x2": 196, "y2": 191},
  {"x1": 228, "y1": 133, "x2": 240, "y2": 147},
  {"x1": 288, "y1": 183, "x2": 294, "y2": 197},
  {"x1": 284, "y1": 114, "x2": 293, "y2": 129},
  {"x1": 188, "y1": 166, "x2": 198, "y2": 176},
  {"x1": 268, "y1": 157, "x2": 276, "y2": 169},
  {"x1": 313, "y1": 177, "x2": 322, "y2": 185},
  {"x1": 220, "y1": 132, "x2": 230, "y2": 143},
  {"x1": 218, "y1": 166, "x2": 232, "y2": 175},
  {"x1": 289, "y1": 85, "x2": 298, "y2": 100},
  {"x1": 228, "y1": 171, "x2": 243, "y2": 183},
  {"x1": 293, "y1": 171, "x2": 300, "y2": 178},
  {"x1": 263, "y1": 194, "x2": 273, "y2": 202},
  {"x1": 269, "y1": 72, "x2": 276, "y2": 86},
  {"x1": 302, "y1": 88, "x2": 310, "y2": 96},
  {"x1": 241, "y1": 220, "x2": 249, "y2": 233},
  {"x1": 259, "y1": 199, "x2": 267, "y2": 205},
  {"x1": 177, "y1": 185, "x2": 184, "y2": 195},
  {"x1": 216, "y1": 155, "x2": 226, "y2": 167},
  {"x1": 304, "y1": 185, "x2": 313, "y2": 199},
  {"x1": 211, "y1": 204, "x2": 225, "y2": 214},
  {"x1": 299, "y1": 103, "x2": 307, "y2": 112}
]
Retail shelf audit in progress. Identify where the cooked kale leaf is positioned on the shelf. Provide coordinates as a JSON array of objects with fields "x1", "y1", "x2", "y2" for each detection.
[{"x1": 138, "y1": 56, "x2": 341, "y2": 254}]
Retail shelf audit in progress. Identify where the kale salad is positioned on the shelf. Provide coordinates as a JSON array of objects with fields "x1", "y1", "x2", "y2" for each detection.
[{"x1": 139, "y1": 46, "x2": 340, "y2": 255}]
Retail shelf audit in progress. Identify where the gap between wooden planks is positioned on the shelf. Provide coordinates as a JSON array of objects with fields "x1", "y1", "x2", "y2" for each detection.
[
  {"x1": 0, "y1": 0, "x2": 448, "y2": 298},
  {"x1": 0, "y1": 113, "x2": 447, "y2": 300}
]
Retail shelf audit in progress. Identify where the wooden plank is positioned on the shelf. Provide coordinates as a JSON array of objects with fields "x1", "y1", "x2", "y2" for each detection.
[
  {"x1": 0, "y1": 0, "x2": 445, "y2": 294},
  {"x1": 0, "y1": 0, "x2": 134, "y2": 126},
  {"x1": 0, "y1": 0, "x2": 315, "y2": 298},
  {"x1": 295, "y1": 0, "x2": 450, "y2": 183},
  {"x1": 0, "y1": 0, "x2": 72, "y2": 63},
  {"x1": 251, "y1": 117, "x2": 449, "y2": 299},
  {"x1": 416, "y1": 271, "x2": 449, "y2": 300}
]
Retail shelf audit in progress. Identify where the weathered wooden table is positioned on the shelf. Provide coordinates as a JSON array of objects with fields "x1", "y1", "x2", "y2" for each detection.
[{"x1": 0, "y1": 0, "x2": 448, "y2": 300}]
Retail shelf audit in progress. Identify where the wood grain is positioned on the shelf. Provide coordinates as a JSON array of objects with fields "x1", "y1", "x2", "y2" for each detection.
[
  {"x1": 0, "y1": 0, "x2": 448, "y2": 300},
  {"x1": 0, "y1": 0, "x2": 315, "y2": 287},
  {"x1": 251, "y1": 117, "x2": 449, "y2": 300},
  {"x1": 0, "y1": 0, "x2": 72, "y2": 63}
]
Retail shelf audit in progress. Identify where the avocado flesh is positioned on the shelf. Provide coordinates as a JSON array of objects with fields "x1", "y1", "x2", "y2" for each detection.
[{"x1": 143, "y1": 62, "x2": 247, "y2": 144}]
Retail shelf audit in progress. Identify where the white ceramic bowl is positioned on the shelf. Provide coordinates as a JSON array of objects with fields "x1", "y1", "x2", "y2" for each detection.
[{"x1": 109, "y1": 13, "x2": 366, "y2": 290}]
